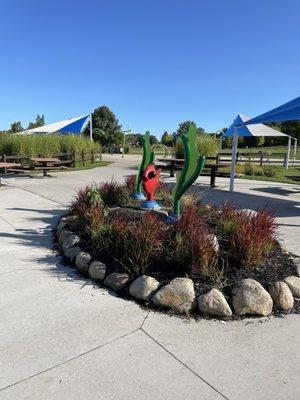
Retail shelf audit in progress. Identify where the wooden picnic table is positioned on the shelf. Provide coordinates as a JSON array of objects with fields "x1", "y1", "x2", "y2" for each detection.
[
  {"x1": 29, "y1": 157, "x2": 65, "y2": 177},
  {"x1": 157, "y1": 158, "x2": 228, "y2": 187},
  {"x1": 0, "y1": 162, "x2": 22, "y2": 169}
]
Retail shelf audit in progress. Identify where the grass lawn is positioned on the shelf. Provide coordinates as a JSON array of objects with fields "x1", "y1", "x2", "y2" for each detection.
[
  {"x1": 71, "y1": 160, "x2": 113, "y2": 171},
  {"x1": 218, "y1": 164, "x2": 300, "y2": 185},
  {"x1": 221, "y1": 145, "x2": 300, "y2": 158}
]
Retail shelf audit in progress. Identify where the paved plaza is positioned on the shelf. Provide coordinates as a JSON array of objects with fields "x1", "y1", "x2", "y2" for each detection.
[{"x1": 0, "y1": 155, "x2": 299, "y2": 400}]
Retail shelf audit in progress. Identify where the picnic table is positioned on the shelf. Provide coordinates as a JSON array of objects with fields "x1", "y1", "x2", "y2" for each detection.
[
  {"x1": 157, "y1": 158, "x2": 229, "y2": 187},
  {"x1": 0, "y1": 162, "x2": 22, "y2": 185},
  {"x1": 29, "y1": 157, "x2": 65, "y2": 177}
]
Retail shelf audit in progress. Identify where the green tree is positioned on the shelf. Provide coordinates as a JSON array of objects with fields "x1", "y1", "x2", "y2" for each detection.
[
  {"x1": 27, "y1": 114, "x2": 45, "y2": 129},
  {"x1": 149, "y1": 135, "x2": 158, "y2": 145},
  {"x1": 161, "y1": 131, "x2": 173, "y2": 146},
  {"x1": 84, "y1": 105, "x2": 122, "y2": 146},
  {"x1": 10, "y1": 121, "x2": 23, "y2": 133}
]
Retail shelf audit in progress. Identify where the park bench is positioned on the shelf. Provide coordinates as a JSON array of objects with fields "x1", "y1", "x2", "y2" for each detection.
[{"x1": 157, "y1": 157, "x2": 231, "y2": 187}]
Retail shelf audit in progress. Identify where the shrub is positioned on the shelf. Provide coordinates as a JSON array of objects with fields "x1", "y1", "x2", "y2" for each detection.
[
  {"x1": 0, "y1": 133, "x2": 98, "y2": 157},
  {"x1": 176, "y1": 134, "x2": 218, "y2": 158},
  {"x1": 124, "y1": 174, "x2": 136, "y2": 194},
  {"x1": 216, "y1": 204, "x2": 277, "y2": 269},
  {"x1": 262, "y1": 165, "x2": 276, "y2": 177},
  {"x1": 70, "y1": 186, "x2": 105, "y2": 237},
  {"x1": 117, "y1": 213, "x2": 167, "y2": 277},
  {"x1": 98, "y1": 179, "x2": 128, "y2": 206},
  {"x1": 168, "y1": 205, "x2": 219, "y2": 280},
  {"x1": 230, "y1": 210, "x2": 277, "y2": 269}
]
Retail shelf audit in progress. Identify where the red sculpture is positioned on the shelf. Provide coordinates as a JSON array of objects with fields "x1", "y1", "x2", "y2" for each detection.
[{"x1": 142, "y1": 163, "x2": 160, "y2": 204}]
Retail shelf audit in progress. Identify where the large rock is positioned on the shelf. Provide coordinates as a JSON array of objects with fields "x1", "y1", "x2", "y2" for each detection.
[
  {"x1": 104, "y1": 273, "x2": 130, "y2": 290},
  {"x1": 284, "y1": 276, "x2": 300, "y2": 298},
  {"x1": 129, "y1": 275, "x2": 159, "y2": 300},
  {"x1": 58, "y1": 230, "x2": 73, "y2": 244},
  {"x1": 62, "y1": 234, "x2": 80, "y2": 251},
  {"x1": 198, "y1": 289, "x2": 232, "y2": 318},
  {"x1": 269, "y1": 281, "x2": 294, "y2": 311},
  {"x1": 295, "y1": 258, "x2": 300, "y2": 278},
  {"x1": 57, "y1": 221, "x2": 68, "y2": 235},
  {"x1": 232, "y1": 278, "x2": 273, "y2": 317},
  {"x1": 64, "y1": 246, "x2": 81, "y2": 261},
  {"x1": 152, "y1": 277, "x2": 195, "y2": 314},
  {"x1": 89, "y1": 261, "x2": 106, "y2": 281},
  {"x1": 75, "y1": 251, "x2": 91, "y2": 274}
]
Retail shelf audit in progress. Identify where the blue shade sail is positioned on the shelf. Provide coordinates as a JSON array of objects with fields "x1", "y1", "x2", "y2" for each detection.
[{"x1": 245, "y1": 96, "x2": 300, "y2": 125}]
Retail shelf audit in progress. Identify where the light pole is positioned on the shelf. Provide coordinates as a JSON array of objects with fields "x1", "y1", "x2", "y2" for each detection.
[{"x1": 122, "y1": 127, "x2": 131, "y2": 158}]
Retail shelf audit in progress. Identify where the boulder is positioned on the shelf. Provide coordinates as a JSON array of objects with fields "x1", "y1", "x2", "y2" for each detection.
[
  {"x1": 65, "y1": 215, "x2": 77, "y2": 224},
  {"x1": 129, "y1": 275, "x2": 159, "y2": 300},
  {"x1": 62, "y1": 234, "x2": 80, "y2": 251},
  {"x1": 57, "y1": 221, "x2": 68, "y2": 235},
  {"x1": 232, "y1": 278, "x2": 273, "y2": 317},
  {"x1": 64, "y1": 246, "x2": 81, "y2": 261},
  {"x1": 269, "y1": 281, "x2": 294, "y2": 311},
  {"x1": 75, "y1": 251, "x2": 91, "y2": 274},
  {"x1": 89, "y1": 261, "x2": 106, "y2": 281},
  {"x1": 58, "y1": 230, "x2": 73, "y2": 244},
  {"x1": 294, "y1": 258, "x2": 300, "y2": 278},
  {"x1": 284, "y1": 276, "x2": 300, "y2": 298},
  {"x1": 152, "y1": 277, "x2": 195, "y2": 314},
  {"x1": 198, "y1": 289, "x2": 232, "y2": 318},
  {"x1": 104, "y1": 273, "x2": 130, "y2": 291}
]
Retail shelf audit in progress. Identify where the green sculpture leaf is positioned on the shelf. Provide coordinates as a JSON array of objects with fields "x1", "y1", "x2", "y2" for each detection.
[
  {"x1": 173, "y1": 124, "x2": 205, "y2": 215},
  {"x1": 135, "y1": 131, "x2": 155, "y2": 193}
]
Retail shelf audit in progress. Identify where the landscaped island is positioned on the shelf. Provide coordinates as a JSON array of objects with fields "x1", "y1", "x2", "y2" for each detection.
[{"x1": 56, "y1": 176, "x2": 300, "y2": 319}]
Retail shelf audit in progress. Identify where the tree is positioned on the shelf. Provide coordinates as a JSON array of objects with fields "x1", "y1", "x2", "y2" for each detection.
[
  {"x1": 27, "y1": 114, "x2": 45, "y2": 129},
  {"x1": 161, "y1": 131, "x2": 173, "y2": 146},
  {"x1": 84, "y1": 105, "x2": 122, "y2": 146},
  {"x1": 174, "y1": 121, "x2": 205, "y2": 139},
  {"x1": 10, "y1": 121, "x2": 23, "y2": 133},
  {"x1": 149, "y1": 135, "x2": 158, "y2": 145}
]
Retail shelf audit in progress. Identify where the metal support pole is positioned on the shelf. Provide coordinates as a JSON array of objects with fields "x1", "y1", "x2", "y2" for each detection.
[
  {"x1": 89, "y1": 113, "x2": 93, "y2": 141},
  {"x1": 229, "y1": 127, "x2": 238, "y2": 192},
  {"x1": 293, "y1": 138, "x2": 297, "y2": 166},
  {"x1": 286, "y1": 136, "x2": 291, "y2": 169}
]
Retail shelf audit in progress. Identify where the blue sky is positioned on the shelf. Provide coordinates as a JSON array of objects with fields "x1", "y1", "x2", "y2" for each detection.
[{"x1": 0, "y1": 0, "x2": 299, "y2": 137}]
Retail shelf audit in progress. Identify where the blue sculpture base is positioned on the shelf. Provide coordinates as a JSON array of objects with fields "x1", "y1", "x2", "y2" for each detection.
[
  {"x1": 140, "y1": 200, "x2": 161, "y2": 210},
  {"x1": 166, "y1": 213, "x2": 181, "y2": 223},
  {"x1": 132, "y1": 192, "x2": 146, "y2": 200}
]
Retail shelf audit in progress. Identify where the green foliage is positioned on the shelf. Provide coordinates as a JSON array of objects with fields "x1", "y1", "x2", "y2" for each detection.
[
  {"x1": 176, "y1": 133, "x2": 218, "y2": 158},
  {"x1": 84, "y1": 105, "x2": 122, "y2": 146},
  {"x1": 175, "y1": 121, "x2": 205, "y2": 138},
  {"x1": 161, "y1": 131, "x2": 173, "y2": 146},
  {"x1": 173, "y1": 124, "x2": 206, "y2": 215},
  {"x1": 27, "y1": 114, "x2": 45, "y2": 130},
  {"x1": 135, "y1": 131, "x2": 155, "y2": 194},
  {"x1": 10, "y1": 121, "x2": 23, "y2": 133},
  {"x1": 0, "y1": 134, "x2": 98, "y2": 157}
]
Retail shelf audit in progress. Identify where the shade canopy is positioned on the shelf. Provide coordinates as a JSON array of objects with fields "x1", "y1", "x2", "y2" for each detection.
[
  {"x1": 244, "y1": 96, "x2": 300, "y2": 125},
  {"x1": 223, "y1": 113, "x2": 288, "y2": 138},
  {"x1": 19, "y1": 115, "x2": 89, "y2": 135}
]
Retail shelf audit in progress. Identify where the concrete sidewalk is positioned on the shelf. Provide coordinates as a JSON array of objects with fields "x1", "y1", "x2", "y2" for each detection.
[{"x1": 0, "y1": 155, "x2": 299, "y2": 399}]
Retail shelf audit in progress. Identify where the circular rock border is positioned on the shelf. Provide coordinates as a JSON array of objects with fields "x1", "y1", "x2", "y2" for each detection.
[{"x1": 56, "y1": 216, "x2": 300, "y2": 319}]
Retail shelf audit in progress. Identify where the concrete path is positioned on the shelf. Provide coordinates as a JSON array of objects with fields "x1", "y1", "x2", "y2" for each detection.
[{"x1": 0, "y1": 154, "x2": 299, "y2": 400}]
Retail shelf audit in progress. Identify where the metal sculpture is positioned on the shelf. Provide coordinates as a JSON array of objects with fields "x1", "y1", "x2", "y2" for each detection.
[
  {"x1": 140, "y1": 163, "x2": 160, "y2": 209},
  {"x1": 133, "y1": 131, "x2": 155, "y2": 200},
  {"x1": 169, "y1": 124, "x2": 205, "y2": 221}
]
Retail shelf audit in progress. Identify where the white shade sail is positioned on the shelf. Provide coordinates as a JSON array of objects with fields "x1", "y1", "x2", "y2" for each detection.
[
  {"x1": 224, "y1": 113, "x2": 288, "y2": 138},
  {"x1": 19, "y1": 115, "x2": 89, "y2": 135}
]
